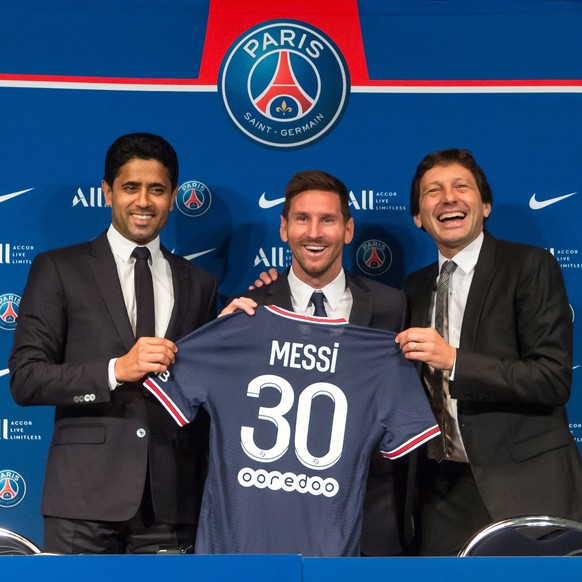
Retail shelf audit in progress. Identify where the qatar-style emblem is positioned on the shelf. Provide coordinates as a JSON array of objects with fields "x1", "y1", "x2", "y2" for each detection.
[
  {"x1": 356, "y1": 240, "x2": 393, "y2": 277},
  {"x1": 220, "y1": 19, "x2": 350, "y2": 149}
]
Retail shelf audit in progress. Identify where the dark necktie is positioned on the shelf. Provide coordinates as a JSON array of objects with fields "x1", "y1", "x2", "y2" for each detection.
[
  {"x1": 429, "y1": 260, "x2": 457, "y2": 461},
  {"x1": 131, "y1": 246, "x2": 155, "y2": 339},
  {"x1": 310, "y1": 291, "x2": 327, "y2": 317}
]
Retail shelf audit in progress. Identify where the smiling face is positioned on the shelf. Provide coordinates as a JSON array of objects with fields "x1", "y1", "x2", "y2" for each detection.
[
  {"x1": 102, "y1": 157, "x2": 177, "y2": 245},
  {"x1": 414, "y1": 162, "x2": 491, "y2": 258},
  {"x1": 280, "y1": 189, "x2": 354, "y2": 288}
]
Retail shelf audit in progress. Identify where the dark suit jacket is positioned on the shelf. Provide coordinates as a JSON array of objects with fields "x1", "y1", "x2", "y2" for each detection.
[
  {"x1": 9, "y1": 232, "x2": 217, "y2": 524},
  {"x1": 405, "y1": 232, "x2": 582, "y2": 521},
  {"x1": 244, "y1": 269, "x2": 409, "y2": 555}
]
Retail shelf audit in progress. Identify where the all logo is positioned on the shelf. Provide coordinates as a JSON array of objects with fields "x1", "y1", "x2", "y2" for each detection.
[
  {"x1": 176, "y1": 181, "x2": 212, "y2": 217},
  {"x1": 0, "y1": 470, "x2": 26, "y2": 508},
  {"x1": 356, "y1": 240, "x2": 392, "y2": 277},
  {"x1": 72, "y1": 187, "x2": 106, "y2": 208},
  {"x1": 0, "y1": 243, "x2": 35, "y2": 265},
  {"x1": 0, "y1": 293, "x2": 20, "y2": 331},
  {"x1": 220, "y1": 19, "x2": 350, "y2": 149},
  {"x1": 254, "y1": 247, "x2": 292, "y2": 268}
]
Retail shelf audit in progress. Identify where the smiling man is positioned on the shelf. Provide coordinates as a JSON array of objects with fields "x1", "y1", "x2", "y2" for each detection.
[
  {"x1": 9, "y1": 133, "x2": 216, "y2": 554},
  {"x1": 395, "y1": 148, "x2": 582, "y2": 555},
  {"x1": 226, "y1": 170, "x2": 412, "y2": 556}
]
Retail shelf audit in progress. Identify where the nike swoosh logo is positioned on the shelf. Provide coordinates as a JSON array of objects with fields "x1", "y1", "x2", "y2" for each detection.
[
  {"x1": 0, "y1": 188, "x2": 34, "y2": 203},
  {"x1": 258, "y1": 192, "x2": 285, "y2": 209},
  {"x1": 529, "y1": 191, "x2": 577, "y2": 210},
  {"x1": 183, "y1": 248, "x2": 215, "y2": 261},
  {"x1": 0, "y1": 368, "x2": 9, "y2": 378}
]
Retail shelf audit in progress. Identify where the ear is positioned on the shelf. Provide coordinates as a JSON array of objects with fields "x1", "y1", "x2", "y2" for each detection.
[
  {"x1": 102, "y1": 180, "x2": 112, "y2": 207},
  {"x1": 482, "y1": 202, "x2": 492, "y2": 219},
  {"x1": 344, "y1": 217, "x2": 354, "y2": 244},
  {"x1": 169, "y1": 187, "x2": 178, "y2": 212},
  {"x1": 279, "y1": 215, "x2": 288, "y2": 243},
  {"x1": 413, "y1": 214, "x2": 423, "y2": 229}
]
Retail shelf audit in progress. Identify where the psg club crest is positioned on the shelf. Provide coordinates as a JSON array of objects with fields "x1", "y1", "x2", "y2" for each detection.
[
  {"x1": 219, "y1": 19, "x2": 350, "y2": 149},
  {"x1": 356, "y1": 240, "x2": 392, "y2": 277},
  {"x1": 0, "y1": 293, "x2": 20, "y2": 331},
  {"x1": 176, "y1": 181, "x2": 212, "y2": 217},
  {"x1": 0, "y1": 470, "x2": 26, "y2": 508}
]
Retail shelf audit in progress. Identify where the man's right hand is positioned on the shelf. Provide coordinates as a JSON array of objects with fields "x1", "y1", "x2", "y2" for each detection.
[
  {"x1": 249, "y1": 267, "x2": 279, "y2": 290},
  {"x1": 219, "y1": 297, "x2": 258, "y2": 317},
  {"x1": 115, "y1": 337, "x2": 178, "y2": 383}
]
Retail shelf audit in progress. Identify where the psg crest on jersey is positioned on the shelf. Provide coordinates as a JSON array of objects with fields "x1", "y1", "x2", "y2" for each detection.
[{"x1": 219, "y1": 19, "x2": 350, "y2": 149}]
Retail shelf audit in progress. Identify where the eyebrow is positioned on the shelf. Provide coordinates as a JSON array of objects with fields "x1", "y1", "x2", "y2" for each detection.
[{"x1": 120, "y1": 180, "x2": 168, "y2": 188}]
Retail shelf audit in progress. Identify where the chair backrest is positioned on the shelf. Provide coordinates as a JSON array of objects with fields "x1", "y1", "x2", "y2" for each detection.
[
  {"x1": 0, "y1": 527, "x2": 42, "y2": 555},
  {"x1": 459, "y1": 516, "x2": 582, "y2": 557}
]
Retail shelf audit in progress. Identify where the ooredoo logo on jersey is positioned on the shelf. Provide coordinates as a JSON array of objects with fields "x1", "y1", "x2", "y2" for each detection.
[{"x1": 220, "y1": 19, "x2": 350, "y2": 149}]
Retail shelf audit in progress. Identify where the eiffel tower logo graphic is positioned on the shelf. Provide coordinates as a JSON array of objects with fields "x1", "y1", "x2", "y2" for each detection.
[{"x1": 253, "y1": 51, "x2": 315, "y2": 120}]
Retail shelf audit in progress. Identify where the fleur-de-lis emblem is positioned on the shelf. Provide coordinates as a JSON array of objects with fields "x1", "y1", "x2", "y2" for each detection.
[{"x1": 275, "y1": 100, "x2": 293, "y2": 115}]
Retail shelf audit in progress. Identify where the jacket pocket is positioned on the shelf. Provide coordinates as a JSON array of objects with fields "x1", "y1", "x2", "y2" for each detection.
[
  {"x1": 510, "y1": 425, "x2": 573, "y2": 463},
  {"x1": 52, "y1": 423, "x2": 106, "y2": 445}
]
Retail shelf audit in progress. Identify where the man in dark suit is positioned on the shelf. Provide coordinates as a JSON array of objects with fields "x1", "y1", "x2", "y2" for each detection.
[
  {"x1": 9, "y1": 133, "x2": 217, "y2": 554},
  {"x1": 395, "y1": 148, "x2": 582, "y2": 555},
  {"x1": 225, "y1": 169, "x2": 410, "y2": 556}
]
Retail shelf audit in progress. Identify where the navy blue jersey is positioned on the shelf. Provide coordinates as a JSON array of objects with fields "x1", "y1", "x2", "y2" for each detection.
[{"x1": 145, "y1": 305, "x2": 438, "y2": 556}]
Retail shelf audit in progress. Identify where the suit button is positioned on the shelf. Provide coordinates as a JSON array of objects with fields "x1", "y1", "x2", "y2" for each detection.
[{"x1": 136, "y1": 428, "x2": 146, "y2": 438}]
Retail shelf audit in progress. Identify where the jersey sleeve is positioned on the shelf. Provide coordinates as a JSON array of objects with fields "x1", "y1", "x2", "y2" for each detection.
[
  {"x1": 376, "y1": 352, "x2": 440, "y2": 459},
  {"x1": 144, "y1": 372, "x2": 197, "y2": 426},
  {"x1": 143, "y1": 314, "x2": 233, "y2": 426}
]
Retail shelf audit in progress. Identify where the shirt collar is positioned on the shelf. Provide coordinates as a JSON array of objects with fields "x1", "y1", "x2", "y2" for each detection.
[
  {"x1": 438, "y1": 231, "x2": 484, "y2": 276},
  {"x1": 288, "y1": 267, "x2": 347, "y2": 312},
  {"x1": 107, "y1": 224, "x2": 161, "y2": 264}
]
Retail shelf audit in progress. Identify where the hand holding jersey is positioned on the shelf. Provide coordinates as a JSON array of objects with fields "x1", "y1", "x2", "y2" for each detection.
[{"x1": 144, "y1": 306, "x2": 438, "y2": 556}]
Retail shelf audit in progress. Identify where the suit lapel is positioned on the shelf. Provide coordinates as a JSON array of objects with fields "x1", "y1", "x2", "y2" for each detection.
[
  {"x1": 266, "y1": 272, "x2": 295, "y2": 311},
  {"x1": 164, "y1": 248, "x2": 189, "y2": 341},
  {"x1": 345, "y1": 273, "x2": 374, "y2": 326},
  {"x1": 88, "y1": 232, "x2": 135, "y2": 351},
  {"x1": 460, "y1": 232, "x2": 497, "y2": 350},
  {"x1": 408, "y1": 263, "x2": 438, "y2": 328}
]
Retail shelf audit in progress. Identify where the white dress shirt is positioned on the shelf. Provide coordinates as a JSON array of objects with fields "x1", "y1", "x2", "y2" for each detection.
[
  {"x1": 106, "y1": 225, "x2": 174, "y2": 389},
  {"x1": 287, "y1": 266, "x2": 353, "y2": 320},
  {"x1": 430, "y1": 231, "x2": 484, "y2": 462}
]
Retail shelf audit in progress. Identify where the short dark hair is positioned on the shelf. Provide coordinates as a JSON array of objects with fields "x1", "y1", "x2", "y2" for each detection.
[
  {"x1": 409, "y1": 148, "x2": 493, "y2": 217},
  {"x1": 103, "y1": 132, "x2": 179, "y2": 190},
  {"x1": 283, "y1": 170, "x2": 352, "y2": 222}
]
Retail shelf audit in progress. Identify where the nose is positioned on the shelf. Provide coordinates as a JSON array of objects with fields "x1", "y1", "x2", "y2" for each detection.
[
  {"x1": 135, "y1": 187, "x2": 151, "y2": 207},
  {"x1": 441, "y1": 185, "x2": 457, "y2": 202},
  {"x1": 307, "y1": 220, "x2": 323, "y2": 239}
]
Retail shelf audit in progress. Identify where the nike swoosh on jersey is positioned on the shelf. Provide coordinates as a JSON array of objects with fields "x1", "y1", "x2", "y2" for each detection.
[
  {"x1": 529, "y1": 191, "x2": 577, "y2": 210},
  {"x1": 0, "y1": 188, "x2": 34, "y2": 203},
  {"x1": 258, "y1": 192, "x2": 285, "y2": 209},
  {"x1": 183, "y1": 248, "x2": 215, "y2": 261}
]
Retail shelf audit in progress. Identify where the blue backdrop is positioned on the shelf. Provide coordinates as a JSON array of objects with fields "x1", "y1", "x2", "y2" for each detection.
[{"x1": 1, "y1": 0, "x2": 581, "y2": 546}]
